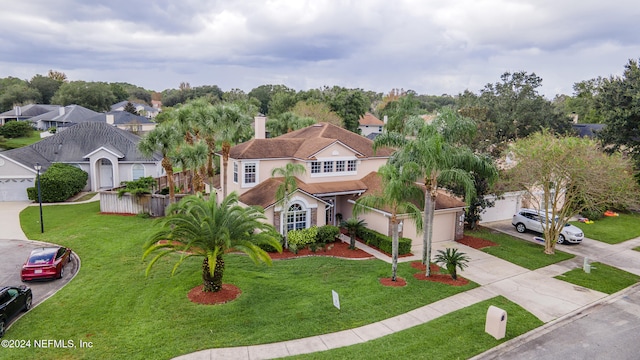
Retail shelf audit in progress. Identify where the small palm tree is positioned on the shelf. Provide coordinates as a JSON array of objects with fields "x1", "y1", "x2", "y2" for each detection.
[
  {"x1": 340, "y1": 217, "x2": 367, "y2": 250},
  {"x1": 143, "y1": 192, "x2": 282, "y2": 292},
  {"x1": 138, "y1": 120, "x2": 183, "y2": 203},
  {"x1": 433, "y1": 248, "x2": 470, "y2": 280}
]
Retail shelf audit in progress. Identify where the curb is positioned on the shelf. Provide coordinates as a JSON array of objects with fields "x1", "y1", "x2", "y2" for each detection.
[{"x1": 470, "y1": 282, "x2": 640, "y2": 359}]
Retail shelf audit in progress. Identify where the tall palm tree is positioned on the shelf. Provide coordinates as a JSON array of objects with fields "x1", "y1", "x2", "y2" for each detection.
[
  {"x1": 340, "y1": 217, "x2": 367, "y2": 250},
  {"x1": 271, "y1": 163, "x2": 306, "y2": 249},
  {"x1": 172, "y1": 140, "x2": 208, "y2": 193},
  {"x1": 215, "y1": 104, "x2": 253, "y2": 198},
  {"x1": 138, "y1": 120, "x2": 183, "y2": 203},
  {"x1": 143, "y1": 192, "x2": 282, "y2": 292},
  {"x1": 374, "y1": 107, "x2": 497, "y2": 276},
  {"x1": 353, "y1": 163, "x2": 424, "y2": 281}
]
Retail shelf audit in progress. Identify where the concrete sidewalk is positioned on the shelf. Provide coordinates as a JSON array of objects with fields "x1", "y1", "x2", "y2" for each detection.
[
  {"x1": 0, "y1": 201, "x2": 30, "y2": 240},
  {"x1": 175, "y1": 225, "x2": 640, "y2": 360}
]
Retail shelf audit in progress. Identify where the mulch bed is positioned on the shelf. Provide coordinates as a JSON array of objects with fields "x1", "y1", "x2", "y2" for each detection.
[
  {"x1": 410, "y1": 262, "x2": 469, "y2": 286},
  {"x1": 457, "y1": 235, "x2": 498, "y2": 249},
  {"x1": 268, "y1": 240, "x2": 374, "y2": 260},
  {"x1": 187, "y1": 284, "x2": 242, "y2": 305}
]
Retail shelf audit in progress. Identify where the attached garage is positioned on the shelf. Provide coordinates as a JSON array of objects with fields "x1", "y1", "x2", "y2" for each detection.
[{"x1": 0, "y1": 156, "x2": 36, "y2": 202}]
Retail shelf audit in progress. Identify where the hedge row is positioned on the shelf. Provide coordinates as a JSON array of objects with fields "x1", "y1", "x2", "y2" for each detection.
[
  {"x1": 27, "y1": 163, "x2": 88, "y2": 203},
  {"x1": 356, "y1": 227, "x2": 412, "y2": 255}
]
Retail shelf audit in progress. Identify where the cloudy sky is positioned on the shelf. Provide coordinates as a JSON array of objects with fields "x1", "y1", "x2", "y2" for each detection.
[{"x1": 1, "y1": 0, "x2": 639, "y2": 98}]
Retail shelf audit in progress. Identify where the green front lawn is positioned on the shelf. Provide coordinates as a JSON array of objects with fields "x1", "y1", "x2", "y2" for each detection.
[
  {"x1": 290, "y1": 296, "x2": 543, "y2": 360},
  {"x1": 7, "y1": 202, "x2": 477, "y2": 360},
  {"x1": 570, "y1": 212, "x2": 640, "y2": 244},
  {"x1": 555, "y1": 262, "x2": 640, "y2": 294},
  {"x1": 0, "y1": 130, "x2": 42, "y2": 149},
  {"x1": 467, "y1": 229, "x2": 574, "y2": 269}
]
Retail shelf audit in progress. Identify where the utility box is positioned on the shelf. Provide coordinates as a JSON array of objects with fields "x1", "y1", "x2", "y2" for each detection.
[{"x1": 485, "y1": 305, "x2": 507, "y2": 339}]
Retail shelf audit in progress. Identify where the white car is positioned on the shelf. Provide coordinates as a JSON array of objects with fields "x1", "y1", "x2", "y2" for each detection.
[{"x1": 512, "y1": 209, "x2": 584, "y2": 244}]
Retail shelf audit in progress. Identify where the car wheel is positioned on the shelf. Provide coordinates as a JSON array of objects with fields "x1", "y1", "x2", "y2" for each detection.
[
  {"x1": 515, "y1": 223, "x2": 526, "y2": 233},
  {"x1": 58, "y1": 267, "x2": 64, "y2": 279},
  {"x1": 0, "y1": 320, "x2": 5, "y2": 338},
  {"x1": 557, "y1": 234, "x2": 566, "y2": 244},
  {"x1": 24, "y1": 295, "x2": 32, "y2": 311}
]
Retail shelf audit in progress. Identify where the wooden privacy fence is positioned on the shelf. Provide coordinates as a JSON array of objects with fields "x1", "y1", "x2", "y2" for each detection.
[{"x1": 99, "y1": 192, "x2": 189, "y2": 217}]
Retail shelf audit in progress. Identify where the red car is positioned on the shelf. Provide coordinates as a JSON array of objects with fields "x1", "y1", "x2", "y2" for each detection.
[{"x1": 21, "y1": 247, "x2": 72, "y2": 281}]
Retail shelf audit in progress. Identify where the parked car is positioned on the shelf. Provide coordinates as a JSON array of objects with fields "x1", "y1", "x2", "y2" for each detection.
[
  {"x1": 512, "y1": 209, "x2": 584, "y2": 244},
  {"x1": 21, "y1": 247, "x2": 72, "y2": 281},
  {"x1": 0, "y1": 285, "x2": 32, "y2": 337}
]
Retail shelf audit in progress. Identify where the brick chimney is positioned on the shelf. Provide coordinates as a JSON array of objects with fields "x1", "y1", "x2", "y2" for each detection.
[{"x1": 254, "y1": 115, "x2": 266, "y2": 139}]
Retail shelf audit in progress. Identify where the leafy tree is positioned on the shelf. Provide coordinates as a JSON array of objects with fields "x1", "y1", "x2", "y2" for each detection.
[
  {"x1": 379, "y1": 92, "x2": 423, "y2": 134},
  {"x1": 597, "y1": 59, "x2": 640, "y2": 169},
  {"x1": 329, "y1": 88, "x2": 369, "y2": 133},
  {"x1": 0, "y1": 83, "x2": 42, "y2": 111},
  {"x1": 271, "y1": 163, "x2": 306, "y2": 249},
  {"x1": 248, "y1": 84, "x2": 294, "y2": 115},
  {"x1": 374, "y1": 107, "x2": 497, "y2": 276},
  {"x1": 353, "y1": 163, "x2": 424, "y2": 281},
  {"x1": 143, "y1": 192, "x2": 281, "y2": 292},
  {"x1": 51, "y1": 81, "x2": 116, "y2": 111},
  {"x1": 560, "y1": 78, "x2": 605, "y2": 124},
  {"x1": 433, "y1": 248, "x2": 469, "y2": 280},
  {"x1": 138, "y1": 120, "x2": 183, "y2": 203},
  {"x1": 123, "y1": 101, "x2": 139, "y2": 115},
  {"x1": 505, "y1": 130, "x2": 640, "y2": 254},
  {"x1": 268, "y1": 90, "x2": 298, "y2": 117},
  {"x1": 29, "y1": 74, "x2": 62, "y2": 104},
  {"x1": 47, "y1": 70, "x2": 67, "y2": 82},
  {"x1": 0, "y1": 121, "x2": 33, "y2": 138},
  {"x1": 340, "y1": 217, "x2": 367, "y2": 250},
  {"x1": 266, "y1": 112, "x2": 315, "y2": 137},
  {"x1": 290, "y1": 100, "x2": 343, "y2": 127},
  {"x1": 110, "y1": 83, "x2": 129, "y2": 103}
]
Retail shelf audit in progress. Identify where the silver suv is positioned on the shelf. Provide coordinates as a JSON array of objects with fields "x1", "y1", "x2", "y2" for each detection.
[{"x1": 512, "y1": 209, "x2": 584, "y2": 244}]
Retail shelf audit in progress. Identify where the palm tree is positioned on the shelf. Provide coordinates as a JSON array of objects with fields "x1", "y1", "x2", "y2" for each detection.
[
  {"x1": 374, "y1": 107, "x2": 497, "y2": 276},
  {"x1": 215, "y1": 104, "x2": 252, "y2": 198},
  {"x1": 172, "y1": 140, "x2": 209, "y2": 193},
  {"x1": 271, "y1": 163, "x2": 306, "y2": 249},
  {"x1": 433, "y1": 248, "x2": 470, "y2": 280},
  {"x1": 340, "y1": 217, "x2": 367, "y2": 250},
  {"x1": 353, "y1": 163, "x2": 424, "y2": 281},
  {"x1": 143, "y1": 192, "x2": 282, "y2": 292},
  {"x1": 138, "y1": 120, "x2": 183, "y2": 203}
]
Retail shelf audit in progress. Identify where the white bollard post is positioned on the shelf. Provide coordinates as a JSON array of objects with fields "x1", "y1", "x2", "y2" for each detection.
[{"x1": 583, "y1": 257, "x2": 591, "y2": 273}]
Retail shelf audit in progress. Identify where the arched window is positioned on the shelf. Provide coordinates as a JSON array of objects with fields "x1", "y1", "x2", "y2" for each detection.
[
  {"x1": 286, "y1": 203, "x2": 307, "y2": 231},
  {"x1": 132, "y1": 164, "x2": 145, "y2": 180}
]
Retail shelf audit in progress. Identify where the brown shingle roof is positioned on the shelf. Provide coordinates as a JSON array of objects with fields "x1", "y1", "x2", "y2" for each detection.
[
  {"x1": 228, "y1": 122, "x2": 393, "y2": 160},
  {"x1": 358, "y1": 112, "x2": 384, "y2": 126}
]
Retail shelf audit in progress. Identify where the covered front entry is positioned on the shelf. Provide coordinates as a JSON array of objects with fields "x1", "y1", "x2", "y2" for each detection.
[{"x1": 98, "y1": 159, "x2": 114, "y2": 189}]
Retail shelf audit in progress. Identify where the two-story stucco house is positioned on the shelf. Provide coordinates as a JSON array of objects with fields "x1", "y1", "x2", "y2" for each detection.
[{"x1": 217, "y1": 118, "x2": 466, "y2": 254}]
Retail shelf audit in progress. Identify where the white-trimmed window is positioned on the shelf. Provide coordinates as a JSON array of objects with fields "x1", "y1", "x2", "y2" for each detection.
[
  {"x1": 323, "y1": 161, "x2": 334, "y2": 173},
  {"x1": 132, "y1": 164, "x2": 145, "y2": 180},
  {"x1": 243, "y1": 162, "x2": 257, "y2": 185},
  {"x1": 311, "y1": 161, "x2": 321, "y2": 174},
  {"x1": 233, "y1": 162, "x2": 238, "y2": 183},
  {"x1": 347, "y1": 160, "x2": 357, "y2": 172},
  {"x1": 336, "y1": 160, "x2": 345, "y2": 172},
  {"x1": 286, "y1": 203, "x2": 307, "y2": 231}
]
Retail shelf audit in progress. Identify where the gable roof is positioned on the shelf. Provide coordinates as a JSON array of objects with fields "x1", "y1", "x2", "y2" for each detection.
[
  {"x1": 358, "y1": 112, "x2": 384, "y2": 126},
  {"x1": 0, "y1": 104, "x2": 60, "y2": 118},
  {"x1": 27, "y1": 105, "x2": 100, "y2": 125},
  {"x1": 85, "y1": 111, "x2": 156, "y2": 125},
  {"x1": 1, "y1": 122, "x2": 161, "y2": 171},
  {"x1": 228, "y1": 122, "x2": 393, "y2": 160},
  {"x1": 111, "y1": 101, "x2": 158, "y2": 114}
]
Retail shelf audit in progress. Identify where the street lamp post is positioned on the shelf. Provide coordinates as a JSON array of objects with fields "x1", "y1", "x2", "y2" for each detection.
[{"x1": 35, "y1": 163, "x2": 44, "y2": 233}]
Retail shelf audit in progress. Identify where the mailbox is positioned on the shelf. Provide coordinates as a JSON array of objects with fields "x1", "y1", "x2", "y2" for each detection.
[{"x1": 485, "y1": 305, "x2": 507, "y2": 340}]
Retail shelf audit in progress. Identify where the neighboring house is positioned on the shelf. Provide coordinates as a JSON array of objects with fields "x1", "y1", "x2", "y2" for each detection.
[
  {"x1": 85, "y1": 111, "x2": 157, "y2": 134},
  {"x1": 218, "y1": 119, "x2": 466, "y2": 253},
  {"x1": 0, "y1": 122, "x2": 163, "y2": 201},
  {"x1": 111, "y1": 101, "x2": 160, "y2": 119},
  {"x1": 358, "y1": 112, "x2": 385, "y2": 137},
  {"x1": 0, "y1": 104, "x2": 60, "y2": 126},
  {"x1": 26, "y1": 105, "x2": 100, "y2": 130},
  {"x1": 572, "y1": 123, "x2": 605, "y2": 138}
]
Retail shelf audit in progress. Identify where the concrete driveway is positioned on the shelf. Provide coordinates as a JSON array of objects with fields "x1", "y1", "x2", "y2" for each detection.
[{"x1": 0, "y1": 202, "x2": 79, "y2": 332}]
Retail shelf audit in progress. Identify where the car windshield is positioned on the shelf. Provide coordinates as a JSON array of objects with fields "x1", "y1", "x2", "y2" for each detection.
[{"x1": 28, "y1": 253, "x2": 55, "y2": 265}]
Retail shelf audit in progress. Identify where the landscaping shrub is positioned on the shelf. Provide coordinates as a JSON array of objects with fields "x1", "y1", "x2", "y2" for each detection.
[
  {"x1": 27, "y1": 163, "x2": 88, "y2": 202},
  {"x1": 316, "y1": 225, "x2": 340, "y2": 244},
  {"x1": 117, "y1": 176, "x2": 157, "y2": 198},
  {"x1": 257, "y1": 231, "x2": 283, "y2": 253},
  {"x1": 0, "y1": 121, "x2": 33, "y2": 138},
  {"x1": 288, "y1": 226, "x2": 319, "y2": 249},
  {"x1": 356, "y1": 227, "x2": 412, "y2": 255}
]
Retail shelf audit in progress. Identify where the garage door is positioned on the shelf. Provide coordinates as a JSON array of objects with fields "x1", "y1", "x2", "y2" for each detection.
[{"x1": 0, "y1": 178, "x2": 31, "y2": 201}]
